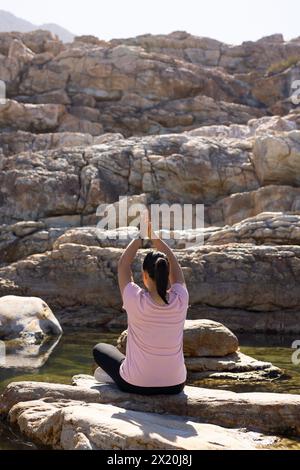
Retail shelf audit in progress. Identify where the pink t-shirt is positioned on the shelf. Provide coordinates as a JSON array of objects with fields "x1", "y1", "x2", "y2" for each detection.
[{"x1": 119, "y1": 281, "x2": 189, "y2": 387}]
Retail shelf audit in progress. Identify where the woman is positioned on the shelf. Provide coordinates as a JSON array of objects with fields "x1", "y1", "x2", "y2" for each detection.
[{"x1": 92, "y1": 218, "x2": 189, "y2": 395}]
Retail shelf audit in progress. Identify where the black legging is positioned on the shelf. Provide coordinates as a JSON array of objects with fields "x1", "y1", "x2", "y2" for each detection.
[{"x1": 92, "y1": 343, "x2": 186, "y2": 395}]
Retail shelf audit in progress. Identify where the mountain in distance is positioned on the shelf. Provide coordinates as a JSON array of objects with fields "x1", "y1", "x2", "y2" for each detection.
[
  {"x1": 0, "y1": 10, "x2": 75, "y2": 43},
  {"x1": 39, "y1": 22, "x2": 75, "y2": 43}
]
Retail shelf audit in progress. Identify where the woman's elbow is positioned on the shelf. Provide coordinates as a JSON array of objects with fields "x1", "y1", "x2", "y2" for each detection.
[{"x1": 118, "y1": 256, "x2": 126, "y2": 269}]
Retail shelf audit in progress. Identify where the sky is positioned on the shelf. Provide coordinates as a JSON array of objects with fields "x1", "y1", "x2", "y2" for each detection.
[{"x1": 0, "y1": 0, "x2": 299, "y2": 44}]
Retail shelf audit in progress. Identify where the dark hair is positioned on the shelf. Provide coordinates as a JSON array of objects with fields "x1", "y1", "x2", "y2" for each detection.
[{"x1": 142, "y1": 251, "x2": 170, "y2": 304}]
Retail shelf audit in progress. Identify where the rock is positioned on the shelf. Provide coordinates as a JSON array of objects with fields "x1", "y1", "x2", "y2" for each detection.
[
  {"x1": 117, "y1": 319, "x2": 239, "y2": 357},
  {"x1": 0, "y1": 134, "x2": 259, "y2": 224},
  {"x1": 207, "y1": 185, "x2": 300, "y2": 226},
  {"x1": 54, "y1": 42, "x2": 253, "y2": 106},
  {"x1": 2, "y1": 28, "x2": 300, "y2": 340},
  {"x1": 188, "y1": 115, "x2": 296, "y2": 140},
  {"x1": 0, "y1": 130, "x2": 94, "y2": 157},
  {"x1": 248, "y1": 116, "x2": 297, "y2": 134},
  {"x1": 53, "y1": 227, "x2": 138, "y2": 252},
  {"x1": 7, "y1": 398, "x2": 269, "y2": 450},
  {"x1": 111, "y1": 31, "x2": 300, "y2": 74},
  {"x1": 0, "y1": 296, "x2": 62, "y2": 369},
  {"x1": 1, "y1": 243, "x2": 300, "y2": 330},
  {"x1": 286, "y1": 110, "x2": 300, "y2": 129},
  {"x1": 8, "y1": 39, "x2": 35, "y2": 65},
  {"x1": 0, "y1": 30, "x2": 62, "y2": 55},
  {"x1": 188, "y1": 304, "x2": 300, "y2": 335},
  {"x1": 138, "y1": 212, "x2": 300, "y2": 249},
  {"x1": 0, "y1": 146, "x2": 86, "y2": 224},
  {"x1": 1, "y1": 30, "x2": 300, "y2": 135},
  {"x1": 0, "y1": 29, "x2": 278, "y2": 136},
  {"x1": 74, "y1": 35, "x2": 109, "y2": 47},
  {"x1": 7, "y1": 221, "x2": 45, "y2": 238},
  {"x1": 251, "y1": 63, "x2": 300, "y2": 108},
  {"x1": 253, "y1": 130, "x2": 300, "y2": 186},
  {"x1": 186, "y1": 352, "x2": 283, "y2": 382},
  {"x1": 58, "y1": 113, "x2": 104, "y2": 136},
  {"x1": 257, "y1": 34, "x2": 284, "y2": 44},
  {"x1": 0, "y1": 222, "x2": 65, "y2": 266},
  {"x1": 34, "y1": 90, "x2": 71, "y2": 105},
  {"x1": 2, "y1": 379, "x2": 300, "y2": 437},
  {"x1": 1, "y1": 121, "x2": 300, "y2": 228},
  {"x1": 205, "y1": 212, "x2": 300, "y2": 246},
  {"x1": 1, "y1": 129, "x2": 299, "y2": 231},
  {"x1": 110, "y1": 32, "x2": 224, "y2": 67},
  {"x1": 0, "y1": 100, "x2": 65, "y2": 132},
  {"x1": 0, "y1": 295, "x2": 62, "y2": 342}
]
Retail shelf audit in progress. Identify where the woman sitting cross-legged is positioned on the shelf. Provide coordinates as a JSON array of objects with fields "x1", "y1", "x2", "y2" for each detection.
[{"x1": 92, "y1": 218, "x2": 189, "y2": 395}]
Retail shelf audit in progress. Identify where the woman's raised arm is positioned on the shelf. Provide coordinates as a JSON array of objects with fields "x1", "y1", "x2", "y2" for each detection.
[{"x1": 118, "y1": 238, "x2": 142, "y2": 295}]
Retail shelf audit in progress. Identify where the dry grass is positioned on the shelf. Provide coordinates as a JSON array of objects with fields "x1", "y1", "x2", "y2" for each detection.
[{"x1": 267, "y1": 56, "x2": 300, "y2": 74}]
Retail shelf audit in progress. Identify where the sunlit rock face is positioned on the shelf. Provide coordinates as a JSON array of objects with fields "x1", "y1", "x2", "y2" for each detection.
[{"x1": 1, "y1": 29, "x2": 300, "y2": 335}]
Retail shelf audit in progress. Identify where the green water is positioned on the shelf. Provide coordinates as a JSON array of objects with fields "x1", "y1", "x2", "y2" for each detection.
[{"x1": 1, "y1": 328, "x2": 300, "y2": 450}]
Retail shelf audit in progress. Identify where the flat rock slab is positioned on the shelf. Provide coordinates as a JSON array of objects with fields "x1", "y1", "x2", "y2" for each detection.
[
  {"x1": 1, "y1": 379, "x2": 300, "y2": 437},
  {"x1": 8, "y1": 398, "x2": 269, "y2": 450},
  {"x1": 186, "y1": 352, "x2": 283, "y2": 382}
]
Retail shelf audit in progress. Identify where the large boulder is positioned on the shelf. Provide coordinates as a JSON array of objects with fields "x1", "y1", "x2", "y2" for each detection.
[
  {"x1": 0, "y1": 100, "x2": 65, "y2": 132},
  {"x1": 207, "y1": 185, "x2": 300, "y2": 226},
  {"x1": 253, "y1": 130, "x2": 300, "y2": 186},
  {"x1": 0, "y1": 30, "x2": 63, "y2": 55},
  {"x1": 117, "y1": 319, "x2": 239, "y2": 357},
  {"x1": 0, "y1": 221, "x2": 65, "y2": 266},
  {"x1": 0, "y1": 295, "x2": 62, "y2": 342},
  {"x1": 0, "y1": 296, "x2": 62, "y2": 369}
]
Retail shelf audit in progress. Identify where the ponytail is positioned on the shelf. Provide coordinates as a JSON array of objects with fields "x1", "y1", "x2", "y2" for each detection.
[
  {"x1": 143, "y1": 251, "x2": 170, "y2": 304},
  {"x1": 154, "y1": 257, "x2": 169, "y2": 304}
]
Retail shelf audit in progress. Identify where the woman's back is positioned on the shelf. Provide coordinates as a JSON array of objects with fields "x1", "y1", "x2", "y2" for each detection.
[{"x1": 119, "y1": 281, "x2": 189, "y2": 387}]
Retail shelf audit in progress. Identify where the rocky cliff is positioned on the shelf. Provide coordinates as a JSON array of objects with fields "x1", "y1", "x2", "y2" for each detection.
[{"x1": 0, "y1": 30, "x2": 300, "y2": 332}]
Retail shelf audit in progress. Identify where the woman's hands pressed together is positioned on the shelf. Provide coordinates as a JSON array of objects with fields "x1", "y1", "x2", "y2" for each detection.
[
  {"x1": 117, "y1": 208, "x2": 186, "y2": 296},
  {"x1": 146, "y1": 211, "x2": 186, "y2": 286}
]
